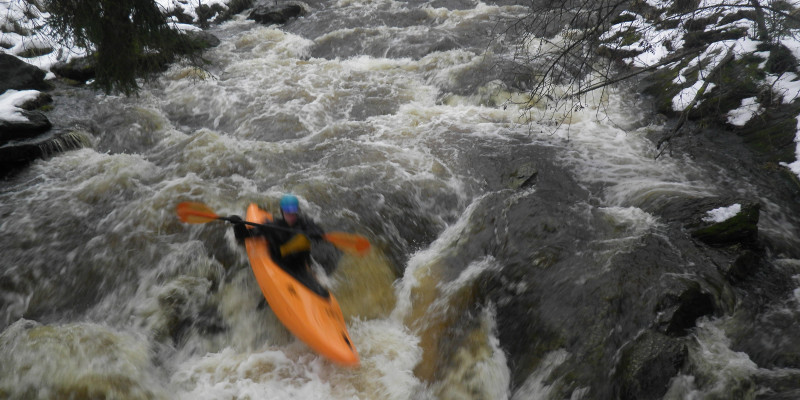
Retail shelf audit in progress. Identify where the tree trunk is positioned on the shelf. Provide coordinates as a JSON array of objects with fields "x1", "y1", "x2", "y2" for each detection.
[{"x1": 750, "y1": 0, "x2": 770, "y2": 41}]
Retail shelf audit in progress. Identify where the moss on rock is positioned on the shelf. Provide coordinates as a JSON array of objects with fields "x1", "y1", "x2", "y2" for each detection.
[
  {"x1": 691, "y1": 203, "x2": 760, "y2": 247},
  {"x1": 641, "y1": 61, "x2": 688, "y2": 115},
  {"x1": 691, "y1": 54, "x2": 764, "y2": 121},
  {"x1": 737, "y1": 104, "x2": 800, "y2": 163}
]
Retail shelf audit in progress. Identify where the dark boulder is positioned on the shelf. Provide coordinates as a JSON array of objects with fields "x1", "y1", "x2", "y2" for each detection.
[
  {"x1": 653, "y1": 197, "x2": 761, "y2": 248},
  {"x1": 195, "y1": 3, "x2": 227, "y2": 27},
  {"x1": 507, "y1": 162, "x2": 538, "y2": 189},
  {"x1": 248, "y1": 3, "x2": 305, "y2": 25},
  {"x1": 0, "y1": 54, "x2": 47, "y2": 92},
  {"x1": 181, "y1": 30, "x2": 222, "y2": 50},
  {"x1": 654, "y1": 279, "x2": 717, "y2": 337},
  {"x1": 614, "y1": 330, "x2": 688, "y2": 400},
  {"x1": 0, "y1": 129, "x2": 90, "y2": 177},
  {"x1": 18, "y1": 92, "x2": 53, "y2": 111},
  {"x1": 0, "y1": 110, "x2": 52, "y2": 142},
  {"x1": 218, "y1": 0, "x2": 256, "y2": 22},
  {"x1": 721, "y1": 250, "x2": 763, "y2": 282},
  {"x1": 50, "y1": 56, "x2": 96, "y2": 83},
  {"x1": 690, "y1": 202, "x2": 760, "y2": 247}
]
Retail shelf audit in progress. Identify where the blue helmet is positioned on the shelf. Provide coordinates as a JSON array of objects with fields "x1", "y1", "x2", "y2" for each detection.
[{"x1": 280, "y1": 194, "x2": 299, "y2": 213}]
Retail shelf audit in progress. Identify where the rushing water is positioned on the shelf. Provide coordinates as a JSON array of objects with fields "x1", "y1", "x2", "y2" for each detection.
[{"x1": 2, "y1": 0, "x2": 800, "y2": 399}]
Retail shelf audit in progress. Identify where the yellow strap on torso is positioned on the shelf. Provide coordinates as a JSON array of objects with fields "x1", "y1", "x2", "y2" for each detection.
[{"x1": 280, "y1": 234, "x2": 311, "y2": 257}]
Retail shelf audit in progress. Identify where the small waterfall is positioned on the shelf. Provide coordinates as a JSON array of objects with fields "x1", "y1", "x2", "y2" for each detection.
[{"x1": 37, "y1": 129, "x2": 93, "y2": 158}]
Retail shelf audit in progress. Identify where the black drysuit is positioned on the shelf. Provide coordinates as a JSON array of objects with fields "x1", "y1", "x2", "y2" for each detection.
[{"x1": 232, "y1": 214, "x2": 324, "y2": 274}]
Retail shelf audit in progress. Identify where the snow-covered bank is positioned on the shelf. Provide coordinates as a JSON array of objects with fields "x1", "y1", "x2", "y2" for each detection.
[
  {"x1": 0, "y1": 0, "x2": 73, "y2": 75},
  {"x1": 600, "y1": 0, "x2": 800, "y2": 180},
  {"x1": 0, "y1": 0, "x2": 228, "y2": 74},
  {"x1": 0, "y1": 0, "x2": 231, "y2": 155}
]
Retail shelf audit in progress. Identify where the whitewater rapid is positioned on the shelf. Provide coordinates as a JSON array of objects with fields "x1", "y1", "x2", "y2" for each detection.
[{"x1": 4, "y1": 1, "x2": 800, "y2": 399}]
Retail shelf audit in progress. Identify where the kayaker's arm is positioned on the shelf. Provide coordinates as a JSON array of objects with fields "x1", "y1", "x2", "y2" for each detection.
[
  {"x1": 302, "y1": 219, "x2": 325, "y2": 242},
  {"x1": 229, "y1": 214, "x2": 320, "y2": 244},
  {"x1": 176, "y1": 202, "x2": 370, "y2": 256},
  {"x1": 229, "y1": 215, "x2": 255, "y2": 243}
]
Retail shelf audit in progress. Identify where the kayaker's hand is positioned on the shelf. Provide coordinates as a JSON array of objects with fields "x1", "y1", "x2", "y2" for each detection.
[{"x1": 229, "y1": 215, "x2": 248, "y2": 243}]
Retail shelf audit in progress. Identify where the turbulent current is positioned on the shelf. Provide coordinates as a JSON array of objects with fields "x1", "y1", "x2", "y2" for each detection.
[{"x1": 2, "y1": 0, "x2": 800, "y2": 399}]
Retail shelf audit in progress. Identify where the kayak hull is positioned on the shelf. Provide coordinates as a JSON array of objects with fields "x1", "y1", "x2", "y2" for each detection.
[{"x1": 244, "y1": 203, "x2": 359, "y2": 367}]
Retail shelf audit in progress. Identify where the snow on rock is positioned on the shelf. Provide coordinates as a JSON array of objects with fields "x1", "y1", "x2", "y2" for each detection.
[
  {"x1": 0, "y1": 90, "x2": 42, "y2": 123},
  {"x1": 156, "y1": 0, "x2": 230, "y2": 23},
  {"x1": 726, "y1": 97, "x2": 761, "y2": 127},
  {"x1": 702, "y1": 204, "x2": 742, "y2": 223}
]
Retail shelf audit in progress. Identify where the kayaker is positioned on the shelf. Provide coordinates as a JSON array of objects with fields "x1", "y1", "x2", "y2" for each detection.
[{"x1": 229, "y1": 194, "x2": 325, "y2": 274}]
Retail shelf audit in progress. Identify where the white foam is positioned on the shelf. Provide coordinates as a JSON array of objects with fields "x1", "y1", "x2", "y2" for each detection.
[
  {"x1": 0, "y1": 320, "x2": 164, "y2": 398},
  {"x1": 391, "y1": 195, "x2": 488, "y2": 322},
  {"x1": 542, "y1": 91, "x2": 713, "y2": 207},
  {"x1": 664, "y1": 318, "x2": 758, "y2": 399},
  {"x1": 512, "y1": 349, "x2": 572, "y2": 399}
]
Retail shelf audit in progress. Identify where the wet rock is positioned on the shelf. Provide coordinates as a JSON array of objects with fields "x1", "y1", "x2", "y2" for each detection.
[
  {"x1": 0, "y1": 54, "x2": 47, "y2": 92},
  {"x1": 652, "y1": 196, "x2": 725, "y2": 223},
  {"x1": 248, "y1": 3, "x2": 305, "y2": 25},
  {"x1": 754, "y1": 370, "x2": 800, "y2": 397},
  {"x1": 507, "y1": 162, "x2": 538, "y2": 189},
  {"x1": 224, "y1": 0, "x2": 256, "y2": 18},
  {"x1": 0, "y1": 129, "x2": 90, "y2": 177},
  {"x1": 614, "y1": 330, "x2": 688, "y2": 400},
  {"x1": 657, "y1": 197, "x2": 761, "y2": 247},
  {"x1": 50, "y1": 56, "x2": 96, "y2": 83},
  {"x1": 182, "y1": 30, "x2": 221, "y2": 49},
  {"x1": 654, "y1": 280, "x2": 716, "y2": 337},
  {"x1": 0, "y1": 110, "x2": 52, "y2": 142},
  {"x1": 721, "y1": 250, "x2": 762, "y2": 282},
  {"x1": 690, "y1": 202, "x2": 760, "y2": 247},
  {"x1": 18, "y1": 91, "x2": 53, "y2": 111},
  {"x1": 0, "y1": 90, "x2": 53, "y2": 141},
  {"x1": 195, "y1": 2, "x2": 227, "y2": 26}
]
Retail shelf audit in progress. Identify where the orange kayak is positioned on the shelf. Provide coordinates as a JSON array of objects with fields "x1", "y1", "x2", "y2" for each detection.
[{"x1": 244, "y1": 203, "x2": 359, "y2": 367}]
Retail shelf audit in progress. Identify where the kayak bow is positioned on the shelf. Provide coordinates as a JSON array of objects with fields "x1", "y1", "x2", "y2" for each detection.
[{"x1": 243, "y1": 203, "x2": 359, "y2": 367}]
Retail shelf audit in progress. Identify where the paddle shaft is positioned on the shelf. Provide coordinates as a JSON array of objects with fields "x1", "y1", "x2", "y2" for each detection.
[
  {"x1": 176, "y1": 202, "x2": 370, "y2": 255},
  {"x1": 221, "y1": 216, "x2": 314, "y2": 236}
]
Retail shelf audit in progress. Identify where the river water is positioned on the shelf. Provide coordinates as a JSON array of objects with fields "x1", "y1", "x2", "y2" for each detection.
[{"x1": 2, "y1": 0, "x2": 800, "y2": 399}]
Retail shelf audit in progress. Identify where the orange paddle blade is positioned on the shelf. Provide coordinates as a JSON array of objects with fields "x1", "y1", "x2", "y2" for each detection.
[
  {"x1": 324, "y1": 232, "x2": 371, "y2": 256},
  {"x1": 176, "y1": 202, "x2": 222, "y2": 224}
]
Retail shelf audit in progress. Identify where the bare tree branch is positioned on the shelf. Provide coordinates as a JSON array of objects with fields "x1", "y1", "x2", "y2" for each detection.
[
  {"x1": 656, "y1": 48, "x2": 736, "y2": 158},
  {"x1": 571, "y1": 48, "x2": 704, "y2": 99}
]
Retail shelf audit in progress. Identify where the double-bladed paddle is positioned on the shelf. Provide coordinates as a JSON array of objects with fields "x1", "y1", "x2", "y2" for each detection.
[{"x1": 176, "y1": 201, "x2": 371, "y2": 256}]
